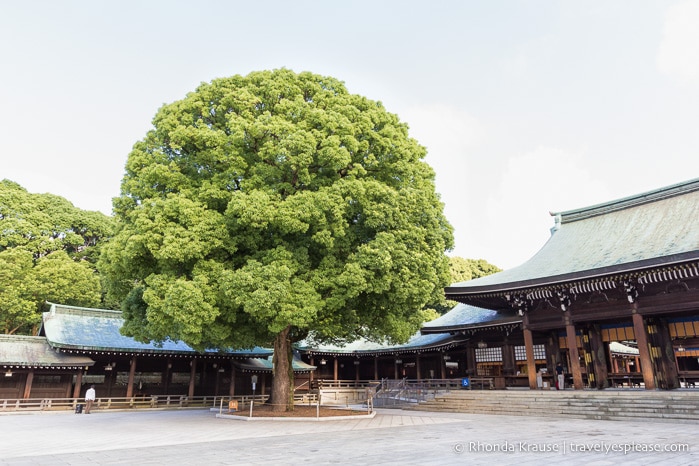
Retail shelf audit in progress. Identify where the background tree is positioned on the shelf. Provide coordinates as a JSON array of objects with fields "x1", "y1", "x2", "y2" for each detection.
[
  {"x1": 427, "y1": 256, "x2": 502, "y2": 315},
  {"x1": 0, "y1": 180, "x2": 110, "y2": 334},
  {"x1": 449, "y1": 256, "x2": 501, "y2": 283},
  {"x1": 99, "y1": 69, "x2": 453, "y2": 411}
]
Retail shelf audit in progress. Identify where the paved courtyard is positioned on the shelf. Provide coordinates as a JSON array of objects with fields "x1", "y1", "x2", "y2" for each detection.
[{"x1": 0, "y1": 407, "x2": 696, "y2": 465}]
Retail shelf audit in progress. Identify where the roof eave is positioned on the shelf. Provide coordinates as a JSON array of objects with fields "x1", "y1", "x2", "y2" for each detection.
[{"x1": 446, "y1": 252, "x2": 699, "y2": 297}]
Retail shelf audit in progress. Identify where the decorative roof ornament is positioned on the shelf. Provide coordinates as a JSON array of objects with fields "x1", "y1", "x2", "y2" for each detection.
[
  {"x1": 550, "y1": 212, "x2": 562, "y2": 235},
  {"x1": 623, "y1": 280, "x2": 639, "y2": 303},
  {"x1": 506, "y1": 293, "x2": 531, "y2": 316},
  {"x1": 556, "y1": 290, "x2": 573, "y2": 311}
]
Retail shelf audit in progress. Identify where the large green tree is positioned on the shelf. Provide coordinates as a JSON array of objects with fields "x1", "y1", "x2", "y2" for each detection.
[
  {"x1": 0, "y1": 180, "x2": 110, "y2": 333},
  {"x1": 99, "y1": 69, "x2": 453, "y2": 411}
]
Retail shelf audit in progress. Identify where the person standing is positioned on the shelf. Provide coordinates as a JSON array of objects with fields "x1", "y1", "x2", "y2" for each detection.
[
  {"x1": 85, "y1": 385, "x2": 96, "y2": 414},
  {"x1": 555, "y1": 363, "x2": 565, "y2": 390}
]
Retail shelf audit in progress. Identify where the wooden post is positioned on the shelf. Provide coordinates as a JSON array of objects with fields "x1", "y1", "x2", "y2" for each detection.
[
  {"x1": 415, "y1": 354, "x2": 421, "y2": 380},
  {"x1": 466, "y1": 346, "x2": 476, "y2": 376},
  {"x1": 333, "y1": 357, "x2": 338, "y2": 381},
  {"x1": 188, "y1": 359, "x2": 197, "y2": 398},
  {"x1": 309, "y1": 357, "x2": 314, "y2": 383},
  {"x1": 588, "y1": 325, "x2": 609, "y2": 389},
  {"x1": 632, "y1": 311, "x2": 656, "y2": 389},
  {"x1": 523, "y1": 326, "x2": 538, "y2": 389},
  {"x1": 355, "y1": 360, "x2": 360, "y2": 381},
  {"x1": 163, "y1": 360, "x2": 172, "y2": 395},
  {"x1": 565, "y1": 321, "x2": 584, "y2": 390},
  {"x1": 374, "y1": 356, "x2": 379, "y2": 381},
  {"x1": 440, "y1": 353, "x2": 447, "y2": 379},
  {"x1": 73, "y1": 370, "x2": 83, "y2": 399},
  {"x1": 229, "y1": 363, "x2": 236, "y2": 397},
  {"x1": 23, "y1": 370, "x2": 34, "y2": 399},
  {"x1": 126, "y1": 357, "x2": 137, "y2": 398}
]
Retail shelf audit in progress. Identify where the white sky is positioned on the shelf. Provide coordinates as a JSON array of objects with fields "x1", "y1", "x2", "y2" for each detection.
[{"x1": 2, "y1": 1, "x2": 698, "y2": 270}]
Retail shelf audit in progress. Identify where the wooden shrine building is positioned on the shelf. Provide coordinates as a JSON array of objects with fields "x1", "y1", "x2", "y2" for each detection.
[
  {"x1": 439, "y1": 178, "x2": 699, "y2": 390},
  {"x1": 1, "y1": 303, "x2": 314, "y2": 401}
]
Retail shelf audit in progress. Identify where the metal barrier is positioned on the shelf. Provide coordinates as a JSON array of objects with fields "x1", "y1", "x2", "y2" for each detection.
[{"x1": 372, "y1": 378, "x2": 462, "y2": 407}]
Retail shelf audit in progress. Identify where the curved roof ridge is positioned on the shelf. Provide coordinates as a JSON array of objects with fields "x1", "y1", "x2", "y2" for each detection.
[
  {"x1": 47, "y1": 302, "x2": 123, "y2": 318},
  {"x1": 553, "y1": 177, "x2": 699, "y2": 224},
  {"x1": 447, "y1": 178, "x2": 699, "y2": 297}
]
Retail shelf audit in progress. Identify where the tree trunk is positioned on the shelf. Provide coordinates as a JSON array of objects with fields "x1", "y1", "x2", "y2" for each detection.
[{"x1": 270, "y1": 325, "x2": 294, "y2": 412}]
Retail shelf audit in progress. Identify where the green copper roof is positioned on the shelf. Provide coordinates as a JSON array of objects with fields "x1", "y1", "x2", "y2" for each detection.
[
  {"x1": 0, "y1": 335, "x2": 94, "y2": 368},
  {"x1": 41, "y1": 303, "x2": 272, "y2": 357},
  {"x1": 447, "y1": 178, "x2": 699, "y2": 296},
  {"x1": 420, "y1": 303, "x2": 521, "y2": 333},
  {"x1": 235, "y1": 357, "x2": 316, "y2": 373},
  {"x1": 297, "y1": 331, "x2": 459, "y2": 356}
]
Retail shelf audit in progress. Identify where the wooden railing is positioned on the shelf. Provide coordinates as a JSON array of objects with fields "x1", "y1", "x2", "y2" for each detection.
[{"x1": 0, "y1": 392, "x2": 321, "y2": 413}]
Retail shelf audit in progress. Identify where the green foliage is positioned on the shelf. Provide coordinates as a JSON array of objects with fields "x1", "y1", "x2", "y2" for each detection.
[
  {"x1": 449, "y1": 256, "x2": 501, "y2": 284},
  {"x1": 425, "y1": 256, "x2": 502, "y2": 315},
  {"x1": 0, "y1": 180, "x2": 109, "y2": 333},
  {"x1": 100, "y1": 69, "x2": 454, "y2": 352}
]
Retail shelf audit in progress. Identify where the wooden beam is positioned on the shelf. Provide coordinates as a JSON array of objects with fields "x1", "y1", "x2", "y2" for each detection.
[
  {"x1": 126, "y1": 357, "x2": 137, "y2": 398},
  {"x1": 523, "y1": 326, "x2": 538, "y2": 389},
  {"x1": 565, "y1": 322, "x2": 584, "y2": 389},
  {"x1": 188, "y1": 359, "x2": 197, "y2": 398},
  {"x1": 73, "y1": 370, "x2": 83, "y2": 399},
  {"x1": 23, "y1": 370, "x2": 34, "y2": 399},
  {"x1": 632, "y1": 311, "x2": 656, "y2": 390},
  {"x1": 229, "y1": 362, "x2": 236, "y2": 397}
]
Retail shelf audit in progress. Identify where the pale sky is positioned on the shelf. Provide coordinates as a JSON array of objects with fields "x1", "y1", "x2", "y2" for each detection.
[{"x1": 2, "y1": 1, "x2": 698, "y2": 270}]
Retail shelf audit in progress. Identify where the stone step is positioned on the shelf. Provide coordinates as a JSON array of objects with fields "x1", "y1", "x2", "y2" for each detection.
[{"x1": 408, "y1": 390, "x2": 699, "y2": 423}]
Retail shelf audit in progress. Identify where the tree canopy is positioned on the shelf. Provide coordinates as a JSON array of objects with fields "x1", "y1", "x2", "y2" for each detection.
[
  {"x1": 0, "y1": 180, "x2": 111, "y2": 333},
  {"x1": 99, "y1": 69, "x2": 453, "y2": 410},
  {"x1": 449, "y1": 256, "x2": 501, "y2": 284}
]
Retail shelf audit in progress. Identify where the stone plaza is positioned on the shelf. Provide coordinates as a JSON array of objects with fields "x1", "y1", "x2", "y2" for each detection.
[{"x1": 0, "y1": 407, "x2": 696, "y2": 465}]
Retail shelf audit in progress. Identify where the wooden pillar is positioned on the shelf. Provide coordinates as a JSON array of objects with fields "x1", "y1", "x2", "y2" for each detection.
[
  {"x1": 333, "y1": 357, "x2": 338, "y2": 381},
  {"x1": 565, "y1": 321, "x2": 584, "y2": 390},
  {"x1": 465, "y1": 346, "x2": 476, "y2": 376},
  {"x1": 374, "y1": 356, "x2": 379, "y2": 381},
  {"x1": 394, "y1": 358, "x2": 399, "y2": 379},
  {"x1": 416, "y1": 354, "x2": 421, "y2": 380},
  {"x1": 523, "y1": 326, "x2": 538, "y2": 389},
  {"x1": 260, "y1": 374, "x2": 267, "y2": 396},
  {"x1": 229, "y1": 363, "x2": 236, "y2": 397},
  {"x1": 73, "y1": 370, "x2": 83, "y2": 399},
  {"x1": 546, "y1": 330, "x2": 560, "y2": 375},
  {"x1": 188, "y1": 358, "x2": 197, "y2": 398},
  {"x1": 440, "y1": 354, "x2": 447, "y2": 379},
  {"x1": 354, "y1": 360, "x2": 360, "y2": 381},
  {"x1": 588, "y1": 325, "x2": 609, "y2": 389},
  {"x1": 200, "y1": 361, "x2": 207, "y2": 394},
  {"x1": 23, "y1": 370, "x2": 34, "y2": 399},
  {"x1": 309, "y1": 357, "x2": 314, "y2": 382},
  {"x1": 656, "y1": 319, "x2": 680, "y2": 389},
  {"x1": 126, "y1": 356, "x2": 137, "y2": 398},
  {"x1": 632, "y1": 311, "x2": 656, "y2": 389},
  {"x1": 163, "y1": 360, "x2": 172, "y2": 395}
]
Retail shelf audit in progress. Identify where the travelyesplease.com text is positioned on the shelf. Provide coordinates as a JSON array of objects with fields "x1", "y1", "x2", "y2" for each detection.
[{"x1": 454, "y1": 440, "x2": 690, "y2": 455}]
